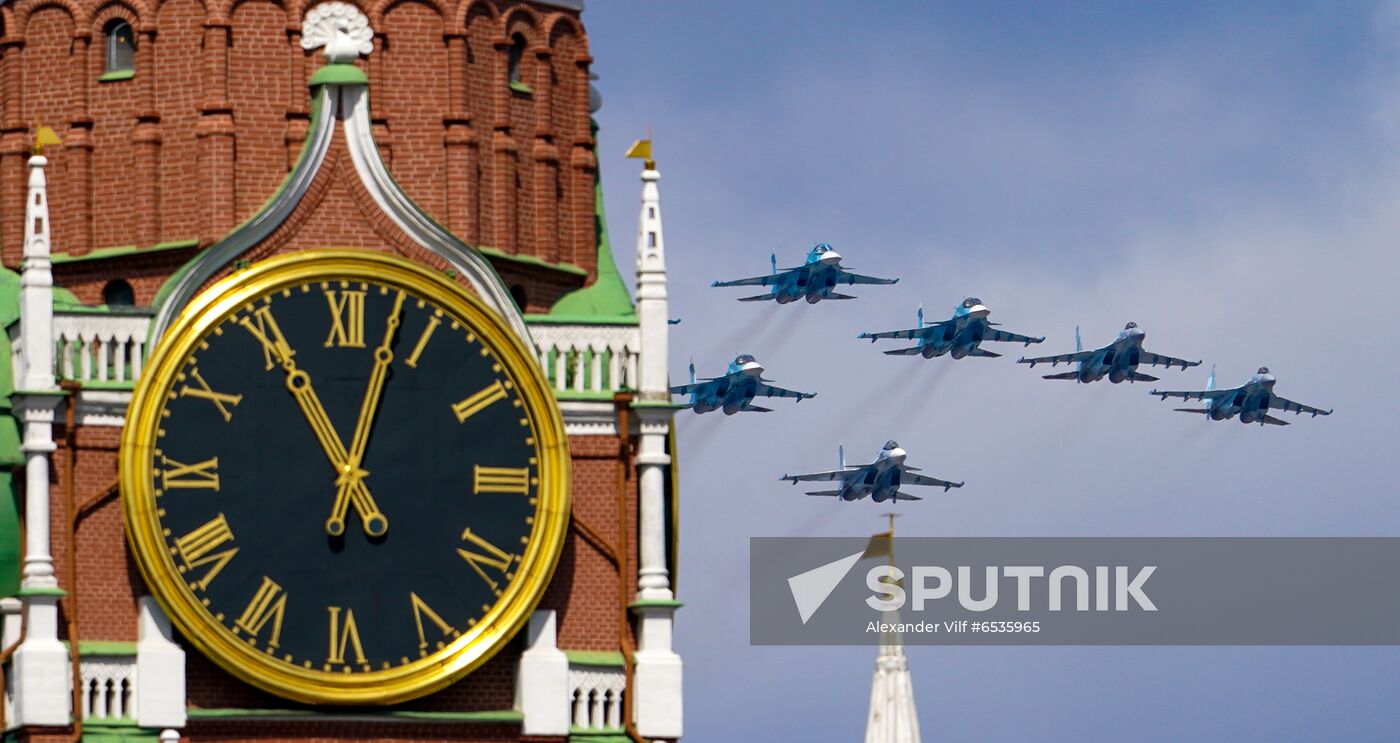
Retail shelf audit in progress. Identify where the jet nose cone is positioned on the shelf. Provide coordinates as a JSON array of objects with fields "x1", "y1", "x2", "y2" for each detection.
[
  {"x1": 968, "y1": 304, "x2": 990, "y2": 317},
  {"x1": 741, "y1": 361, "x2": 764, "y2": 375},
  {"x1": 820, "y1": 250, "x2": 842, "y2": 265},
  {"x1": 888, "y1": 448, "x2": 907, "y2": 463}
]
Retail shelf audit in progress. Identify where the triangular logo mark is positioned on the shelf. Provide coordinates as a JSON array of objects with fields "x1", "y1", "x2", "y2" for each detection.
[{"x1": 787, "y1": 551, "x2": 864, "y2": 624}]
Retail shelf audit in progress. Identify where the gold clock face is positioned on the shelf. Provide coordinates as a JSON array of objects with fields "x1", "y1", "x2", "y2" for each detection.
[{"x1": 120, "y1": 250, "x2": 569, "y2": 705}]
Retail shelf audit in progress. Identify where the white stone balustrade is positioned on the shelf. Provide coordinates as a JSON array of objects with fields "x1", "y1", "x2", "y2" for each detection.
[
  {"x1": 50, "y1": 311, "x2": 153, "y2": 385},
  {"x1": 529, "y1": 322, "x2": 639, "y2": 396},
  {"x1": 79, "y1": 655, "x2": 136, "y2": 722},
  {"x1": 568, "y1": 664, "x2": 626, "y2": 732}
]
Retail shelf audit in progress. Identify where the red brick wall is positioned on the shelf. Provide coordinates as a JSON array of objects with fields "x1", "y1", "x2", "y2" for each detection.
[{"x1": 0, "y1": 0, "x2": 597, "y2": 279}]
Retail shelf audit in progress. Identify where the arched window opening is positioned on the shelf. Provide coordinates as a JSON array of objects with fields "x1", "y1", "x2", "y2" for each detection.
[
  {"x1": 102, "y1": 279, "x2": 136, "y2": 307},
  {"x1": 104, "y1": 19, "x2": 136, "y2": 74},
  {"x1": 508, "y1": 34, "x2": 527, "y2": 84},
  {"x1": 509, "y1": 284, "x2": 528, "y2": 311}
]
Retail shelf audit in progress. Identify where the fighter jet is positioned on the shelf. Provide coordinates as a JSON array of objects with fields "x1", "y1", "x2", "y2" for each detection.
[
  {"x1": 857, "y1": 299, "x2": 1045, "y2": 359},
  {"x1": 780, "y1": 441, "x2": 963, "y2": 501},
  {"x1": 1017, "y1": 322, "x2": 1200, "y2": 383},
  {"x1": 1149, "y1": 366, "x2": 1332, "y2": 426},
  {"x1": 710, "y1": 243, "x2": 897, "y2": 304},
  {"x1": 669, "y1": 354, "x2": 816, "y2": 414}
]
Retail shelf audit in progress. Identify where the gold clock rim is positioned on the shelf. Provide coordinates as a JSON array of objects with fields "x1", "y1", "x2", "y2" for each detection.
[{"x1": 120, "y1": 249, "x2": 571, "y2": 705}]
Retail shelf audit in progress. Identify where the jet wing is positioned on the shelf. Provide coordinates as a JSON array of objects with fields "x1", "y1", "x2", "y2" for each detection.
[
  {"x1": 1149, "y1": 386, "x2": 1235, "y2": 402},
  {"x1": 781, "y1": 468, "x2": 859, "y2": 483},
  {"x1": 837, "y1": 269, "x2": 898, "y2": 286},
  {"x1": 1017, "y1": 349, "x2": 1096, "y2": 367},
  {"x1": 1138, "y1": 350, "x2": 1202, "y2": 370},
  {"x1": 1268, "y1": 395, "x2": 1333, "y2": 417},
  {"x1": 711, "y1": 272, "x2": 784, "y2": 288},
  {"x1": 755, "y1": 383, "x2": 816, "y2": 401},
  {"x1": 904, "y1": 471, "x2": 963, "y2": 491},
  {"x1": 858, "y1": 321, "x2": 951, "y2": 342},
  {"x1": 984, "y1": 328, "x2": 1045, "y2": 346},
  {"x1": 668, "y1": 381, "x2": 713, "y2": 396}
]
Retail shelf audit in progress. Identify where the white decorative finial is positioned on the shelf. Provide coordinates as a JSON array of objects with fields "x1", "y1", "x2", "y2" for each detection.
[{"x1": 301, "y1": 2, "x2": 374, "y2": 63}]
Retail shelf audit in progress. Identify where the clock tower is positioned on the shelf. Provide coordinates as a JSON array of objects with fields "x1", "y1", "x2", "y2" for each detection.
[{"x1": 0, "y1": 1, "x2": 683, "y2": 740}]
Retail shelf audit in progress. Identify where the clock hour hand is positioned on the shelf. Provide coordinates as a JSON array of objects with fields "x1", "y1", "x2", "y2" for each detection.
[
  {"x1": 240, "y1": 311, "x2": 389, "y2": 537},
  {"x1": 325, "y1": 291, "x2": 405, "y2": 538}
]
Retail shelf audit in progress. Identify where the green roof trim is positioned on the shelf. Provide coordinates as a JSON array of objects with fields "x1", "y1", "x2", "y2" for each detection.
[
  {"x1": 97, "y1": 69, "x2": 136, "y2": 83},
  {"x1": 16, "y1": 585, "x2": 66, "y2": 597},
  {"x1": 570, "y1": 733, "x2": 632, "y2": 743},
  {"x1": 0, "y1": 265, "x2": 20, "y2": 596},
  {"x1": 524, "y1": 313, "x2": 637, "y2": 327},
  {"x1": 309, "y1": 63, "x2": 369, "y2": 88},
  {"x1": 508, "y1": 80, "x2": 534, "y2": 95},
  {"x1": 546, "y1": 120, "x2": 637, "y2": 322},
  {"x1": 51, "y1": 238, "x2": 199, "y2": 265},
  {"x1": 62, "y1": 640, "x2": 139, "y2": 656},
  {"x1": 187, "y1": 707, "x2": 522, "y2": 724},
  {"x1": 478, "y1": 246, "x2": 588, "y2": 278},
  {"x1": 564, "y1": 649, "x2": 625, "y2": 667}
]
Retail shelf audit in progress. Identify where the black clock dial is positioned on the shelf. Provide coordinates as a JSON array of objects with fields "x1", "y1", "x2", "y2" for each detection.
[{"x1": 149, "y1": 278, "x2": 541, "y2": 674}]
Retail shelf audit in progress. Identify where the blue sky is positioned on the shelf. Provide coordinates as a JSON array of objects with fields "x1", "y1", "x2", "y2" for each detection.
[{"x1": 585, "y1": 3, "x2": 1400, "y2": 740}]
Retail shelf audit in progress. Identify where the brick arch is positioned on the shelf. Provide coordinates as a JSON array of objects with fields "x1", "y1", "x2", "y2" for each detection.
[
  {"x1": 452, "y1": 0, "x2": 496, "y2": 32},
  {"x1": 13, "y1": 0, "x2": 86, "y2": 34},
  {"x1": 543, "y1": 11, "x2": 582, "y2": 48},
  {"x1": 500, "y1": 3, "x2": 540, "y2": 42},
  {"x1": 368, "y1": 0, "x2": 448, "y2": 34},
  {"x1": 91, "y1": 1, "x2": 147, "y2": 35}
]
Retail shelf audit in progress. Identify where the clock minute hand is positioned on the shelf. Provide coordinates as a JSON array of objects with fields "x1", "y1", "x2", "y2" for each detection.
[
  {"x1": 239, "y1": 313, "x2": 389, "y2": 536},
  {"x1": 325, "y1": 291, "x2": 406, "y2": 538}
]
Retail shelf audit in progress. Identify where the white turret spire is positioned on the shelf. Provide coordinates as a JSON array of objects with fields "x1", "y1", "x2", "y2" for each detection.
[
  {"x1": 866, "y1": 517, "x2": 921, "y2": 743},
  {"x1": 19, "y1": 140, "x2": 57, "y2": 392},
  {"x1": 632, "y1": 138, "x2": 668, "y2": 401}
]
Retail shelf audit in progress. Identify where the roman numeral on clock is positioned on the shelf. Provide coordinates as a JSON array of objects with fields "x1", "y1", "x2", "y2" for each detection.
[
  {"x1": 239, "y1": 305, "x2": 295, "y2": 371},
  {"x1": 326, "y1": 606, "x2": 368, "y2": 666},
  {"x1": 457, "y1": 528, "x2": 517, "y2": 592},
  {"x1": 235, "y1": 576, "x2": 288, "y2": 649},
  {"x1": 177, "y1": 368, "x2": 242, "y2": 422},
  {"x1": 323, "y1": 289, "x2": 367, "y2": 348},
  {"x1": 409, "y1": 593, "x2": 458, "y2": 653},
  {"x1": 404, "y1": 315, "x2": 440, "y2": 368},
  {"x1": 473, "y1": 465, "x2": 529, "y2": 495},
  {"x1": 452, "y1": 380, "x2": 508, "y2": 423},
  {"x1": 172, "y1": 513, "x2": 239, "y2": 590},
  {"x1": 160, "y1": 455, "x2": 220, "y2": 491}
]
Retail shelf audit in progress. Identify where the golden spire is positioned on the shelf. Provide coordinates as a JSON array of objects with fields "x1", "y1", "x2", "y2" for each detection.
[{"x1": 32, "y1": 120, "x2": 61, "y2": 156}]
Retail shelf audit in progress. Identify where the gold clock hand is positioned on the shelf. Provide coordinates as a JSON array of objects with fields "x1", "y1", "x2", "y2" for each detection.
[
  {"x1": 241, "y1": 311, "x2": 389, "y2": 535},
  {"x1": 325, "y1": 292, "x2": 405, "y2": 537}
]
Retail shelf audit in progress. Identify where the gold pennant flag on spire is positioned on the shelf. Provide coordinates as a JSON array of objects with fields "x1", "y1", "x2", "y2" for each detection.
[
  {"x1": 625, "y1": 138, "x2": 652, "y2": 161},
  {"x1": 33, "y1": 123, "x2": 61, "y2": 155},
  {"x1": 863, "y1": 530, "x2": 893, "y2": 560}
]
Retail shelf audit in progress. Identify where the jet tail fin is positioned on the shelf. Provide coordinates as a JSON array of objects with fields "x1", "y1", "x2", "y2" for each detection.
[
  {"x1": 770, "y1": 253, "x2": 777, "y2": 275},
  {"x1": 838, "y1": 444, "x2": 845, "y2": 471},
  {"x1": 893, "y1": 491, "x2": 923, "y2": 501},
  {"x1": 883, "y1": 346, "x2": 925, "y2": 356},
  {"x1": 1042, "y1": 371, "x2": 1079, "y2": 381},
  {"x1": 738, "y1": 293, "x2": 774, "y2": 302},
  {"x1": 1173, "y1": 407, "x2": 1210, "y2": 415},
  {"x1": 1128, "y1": 371, "x2": 1159, "y2": 383},
  {"x1": 805, "y1": 490, "x2": 842, "y2": 497},
  {"x1": 1206, "y1": 364, "x2": 1216, "y2": 392},
  {"x1": 1261, "y1": 414, "x2": 1290, "y2": 426},
  {"x1": 917, "y1": 304, "x2": 924, "y2": 329},
  {"x1": 1075, "y1": 325, "x2": 1082, "y2": 353},
  {"x1": 968, "y1": 348, "x2": 1002, "y2": 358}
]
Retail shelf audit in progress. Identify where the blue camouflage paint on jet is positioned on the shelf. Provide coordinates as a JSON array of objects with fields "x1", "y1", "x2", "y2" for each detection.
[
  {"x1": 780, "y1": 441, "x2": 962, "y2": 502},
  {"x1": 710, "y1": 243, "x2": 897, "y2": 304},
  {"x1": 669, "y1": 354, "x2": 816, "y2": 414},
  {"x1": 1150, "y1": 366, "x2": 1332, "y2": 426},
  {"x1": 1017, "y1": 322, "x2": 1200, "y2": 383},
  {"x1": 857, "y1": 298, "x2": 1045, "y2": 359}
]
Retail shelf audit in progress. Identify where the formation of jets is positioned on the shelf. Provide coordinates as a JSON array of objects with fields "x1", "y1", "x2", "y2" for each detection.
[{"x1": 679, "y1": 242, "x2": 1332, "y2": 502}]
